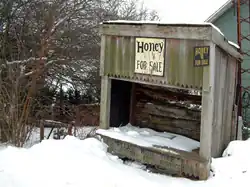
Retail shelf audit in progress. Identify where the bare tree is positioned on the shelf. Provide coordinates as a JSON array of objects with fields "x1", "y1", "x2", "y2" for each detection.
[{"x1": 0, "y1": 0, "x2": 159, "y2": 146}]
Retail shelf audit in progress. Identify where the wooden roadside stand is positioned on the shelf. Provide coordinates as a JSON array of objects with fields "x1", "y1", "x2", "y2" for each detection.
[{"x1": 96, "y1": 20, "x2": 243, "y2": 180}]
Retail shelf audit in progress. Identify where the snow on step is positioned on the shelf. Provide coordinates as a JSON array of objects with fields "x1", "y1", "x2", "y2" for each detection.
[{"x1": 96, "y1": 124, "x2": 200, "y2": 152}]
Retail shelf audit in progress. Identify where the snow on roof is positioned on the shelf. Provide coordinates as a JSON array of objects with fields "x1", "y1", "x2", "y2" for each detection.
[
  {"x1": 102, "y1": 19, "x2": 239, "y2": 49},
  {"x1": 205, "y1": 0, "x2": 233, "y2": 22},
  {"x1": 102, "y1": 20, "x2": 225, "y2": 35},
  {"x1": 228, "y1": 40, "x2": 240, "y2": 49}
]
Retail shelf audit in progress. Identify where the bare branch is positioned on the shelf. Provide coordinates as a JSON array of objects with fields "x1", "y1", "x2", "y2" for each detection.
[{"x1": 6, "y1": 57, "x2": 47, "y2": 65}]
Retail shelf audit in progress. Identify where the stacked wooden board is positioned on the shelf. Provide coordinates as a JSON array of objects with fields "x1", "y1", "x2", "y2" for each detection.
[{"x1": 134, "y1": 84, "x2": 201, "y2": 141}]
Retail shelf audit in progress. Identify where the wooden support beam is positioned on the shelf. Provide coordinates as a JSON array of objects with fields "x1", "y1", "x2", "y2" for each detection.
[
  {"x1": 100, "y1": 76, "x2": 111, "y2": 129},
  {"x1": 199, "y1": 43, "x2": 215, "y2": 179}
]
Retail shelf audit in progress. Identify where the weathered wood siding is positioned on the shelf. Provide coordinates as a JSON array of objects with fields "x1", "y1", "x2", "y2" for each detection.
[
  {"x1": 211, "y1": 47, "x2": 238, "y2": 157},
  {"x1": 102, "y1": 36, "x2": 204, "y2": 89},
  {"x1": 134, "y1": 84, "x2": 201, "y2": 141},
  {"x1": 98, "y1": 22, "x2": 241, "y2": 167}
]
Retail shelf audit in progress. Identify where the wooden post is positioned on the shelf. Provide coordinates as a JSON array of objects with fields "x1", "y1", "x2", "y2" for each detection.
[
  {"x1": 75, "y1": 106, "x2": 80, "y2": 127},
  {"x1": 40, "y1": 121, "x2": 44, "y2": 142},
  {"x1": 68, "y1": 123, "x2": 73, "y2": 136},
  {"x1": 100, "y1": 76, "x2": 111, "y2": 129},
  {"x1": 129, "y1": 83, "x2": 136, "y2": 125},
  {"x1": 199, "y1": 43, "x2": 216, "y2": 180}
]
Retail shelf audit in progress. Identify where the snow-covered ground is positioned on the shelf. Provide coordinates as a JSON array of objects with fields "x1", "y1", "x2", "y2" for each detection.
[
  {"x1": 23, "y1": 126, "x2": 97, "y2": 148},
  {"x1": 0, "y1": 126, "x2": 249, "y2": 187},
  {"x1": 97, "y1": 124, "x2": 200, "y2": 152}
]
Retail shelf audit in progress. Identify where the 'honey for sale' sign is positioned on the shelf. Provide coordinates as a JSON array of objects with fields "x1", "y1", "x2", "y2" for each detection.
[
  {"x1": 193, "y1": 46, "x2": 210, "y2": 67},
  {"x1": 134, "y1": 37, "x2": 165, "y2": 76}
]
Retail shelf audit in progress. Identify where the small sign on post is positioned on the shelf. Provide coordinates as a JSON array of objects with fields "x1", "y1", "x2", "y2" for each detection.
[
  {"x1": 134, "y1": 37, "x2": 165, "y2": 76},
  {"x1": 193, "y1": 46, "x2": 210, "y2": 67}
]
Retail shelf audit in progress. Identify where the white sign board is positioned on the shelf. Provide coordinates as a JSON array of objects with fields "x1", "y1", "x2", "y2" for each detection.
[{"x1": 135, "y1": 37, "x2": 165, "y2": 76}]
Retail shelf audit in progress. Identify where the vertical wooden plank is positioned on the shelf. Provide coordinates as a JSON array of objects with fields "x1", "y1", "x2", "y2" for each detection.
[
  {"x1": 199, "y1": 42, "x2": 215, "y2": 178},
  {"x1": 232, "y1": 60, "x2": 239, "y2": 141},
  {"x1": 100, "y1": 76, "x2": 111, "y2": 129},
  {"x1": 185, "y1": 40, "x2": 191, "y2": 87},
  {"x1": 104, "y1": 36, "x2": 111, "y2": 76},
  {"x1": 169, "y1": 40, "x2": 179, "y2": 85},
  {"x1": 221, "y1": 56, "x2": 231, "y2": 149},
  {"x1": 218, "y1": 52, "x2": 228, "y2": 154},
  {"x1": 129, "y1": 83, "x2": 136, "y2": 125},
  {"x1": 114, "y1": 37, "x2": 121, "y2": 75},
  {"x1": 179, "y1": 40, "x2": 187, "y2": 85},
  {"x1": 175, "y1": 40, "x2": 182, "y2": 85},
  {"x1": 226, "y1": 59, "x2": 237, "y2": 141},
  {"x1": 121, "y1": 37, "x2": 127, "y2": 76},
  {"x1": 110, "y1": 37, "x2": 117, "y2": 75},
  {"x1": 166, "y1": 40, "x2": 173, "y2": 85},
  {"x1": 100, "y1": 35, "x2": 106, "y2": 76},
  {"x1": 129, "y1": 37, "x2": 135, "y2": 78},
  {"x1": 174, "y1": 40, "x2": 180, "y2": 85},
  {"x1": 211, "y1": 48, "x2": 222, "y2": 157}
]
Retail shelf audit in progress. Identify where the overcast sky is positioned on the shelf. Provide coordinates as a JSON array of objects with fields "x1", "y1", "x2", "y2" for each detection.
[{"x1": 143, "y1": 0, "x2": 229, "y2": 22}]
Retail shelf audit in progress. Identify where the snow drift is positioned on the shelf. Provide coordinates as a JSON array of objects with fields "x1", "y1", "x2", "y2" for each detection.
[{"x1": 0, "y1": 135, "x2": 250, "y2": 187}]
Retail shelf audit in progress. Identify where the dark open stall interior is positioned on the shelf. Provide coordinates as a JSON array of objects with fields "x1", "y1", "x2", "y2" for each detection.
[
  {"x1": 109, "y1": 79, "x2": 131, "y2": 127},
  {"x1": 109, "y1": 79, "x2": 202, "y2": 142}
]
